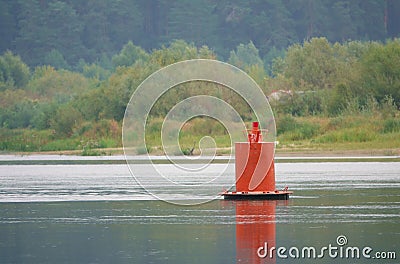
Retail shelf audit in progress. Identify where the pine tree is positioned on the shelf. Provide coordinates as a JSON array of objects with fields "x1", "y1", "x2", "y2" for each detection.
[{"x1": 168, "y1": 0, "x2": 219, "y2": 48}]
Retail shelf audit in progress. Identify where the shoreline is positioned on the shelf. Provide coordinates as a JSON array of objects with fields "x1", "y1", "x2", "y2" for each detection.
[
  {"x1": 1, "y1": 146, "x2": 399, "y2": 157},
  {"x1": 0, "y1": 148, "x2": 399, "y2": 164}
]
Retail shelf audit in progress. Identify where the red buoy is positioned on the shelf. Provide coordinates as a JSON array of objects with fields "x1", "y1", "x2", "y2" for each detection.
[{"x1": 222, "y1": 122, "x2": 292, "y2": 200}]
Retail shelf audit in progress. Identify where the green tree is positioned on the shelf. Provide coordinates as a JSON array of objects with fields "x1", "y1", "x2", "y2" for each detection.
[
  {"x1": 28, "y1": 66, "x2": 90, "y2": 98},
  {"x1": 228, "y1": 41, "x2": 267, "y2": 89},
  {"x1": 112, "y1": 41, "x2": 149, "y2": 68},
  {"x1": 168, "y1": 0, "x2": 219, "y2": 48},
  {"x1": 0, "y1": 100, "x2": 37, "y2": 128},
  {"x1": 79, "y1": 0, "x2": 143, "y2": 60},
  {"x1": 282, "y1": 37, "x2": 338, "y2": 90},
  {"x1": 0, "y1": 50, "x2": 30, "y2": 89},
  {"x1": 44, "y1": 49, "x2": 69, "y2": 70},
  {"x1": 328, "y1": 1, "x2": 357, "y2": 41},
  {"x1": 326, "y1": 83, "x2": 353, "y2": 116},
  {"x1": 213, "y1": 1, "x2": 252, "y2": 58},
  {"x1": 79, "y1": 1, "x2": 113, "y2": 60},
  {"x1": 228, "y1": 41, "x2": 264, "y2": 69},
  {"x1": 44, "y1": 1, "x2": 84, "y2": 65},
  {"x1": 387, "y1": 0, "x2": 400, "y2": 38},
  {"x1": 107, "y1": 1, "x2": 143, "y2": 50},
  {"x1": 100, "y1": 63, "x2": 154, "y2": 121},
  {"x1": 263, "y1": 46, "x2": 285, "y2": 75},
  {"x1": 150, "y1": 40, "x2": 201, "y2": 67},
  {"x1": 0, "y1": 0, "x2": 16, "y2": 53},
  {"x1": 50, "y1": 104, "x2": 83, "y2": 137},
  {"x1": 249, "y1": 0, "x2": 295, "y2": 53},
  {"x1": 358, "y1": 0, "x2": 386, "y2": 40},
  {"x1": 2, "y1": 0, "x2": 397, "y2": 68},
  {"x1": 360, "y1": 40, "x2": 400, "y2": 106},
  {"x1": 139, "y1": 0, "x2": 170, "y2": 49},
  {"x1": 72, "y1": 88, "x2": 106, "y2": 121},
  {"x1": 81, "y1": 63, "x2": 111, "y2": 81},
  {"x1": 31, "y1": 102, "x2": 58, "y2": 130},
  {"x1": 13, "y1": 0, "x2": 44, "y2": 65},
  {"x1": 15, "y1": 0, "x2": 83, "y2": 66},
  {"x1": 285, "y1": 0, "x2": 328, "y2": 40}
]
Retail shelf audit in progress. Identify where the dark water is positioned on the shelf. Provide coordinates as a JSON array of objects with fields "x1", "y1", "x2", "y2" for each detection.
[{"x1": 0, "y1": 161, "x2": 399, "y2": 263}]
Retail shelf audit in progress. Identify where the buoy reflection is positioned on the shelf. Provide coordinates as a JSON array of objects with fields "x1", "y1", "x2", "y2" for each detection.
[{"x1": 235, "y1": 200, "x2": 283, "y2": 263}]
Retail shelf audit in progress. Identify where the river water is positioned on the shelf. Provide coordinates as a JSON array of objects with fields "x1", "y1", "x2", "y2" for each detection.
[{"x1": 0, "y1": 158, "x2": 399, "y2": 263}]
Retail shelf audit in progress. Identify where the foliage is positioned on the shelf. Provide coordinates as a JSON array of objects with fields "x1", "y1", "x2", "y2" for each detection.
[
  {"x1": 0, "y1": 0, "x2": 399, "y2": 154},
  {"x1": 0, "y1": 100, "x2": 37, "y2": 129},
  {"x1": 277, "y1": 115, "x2": 320, "y2": 141},
  {"x1": 1, "y1": 0, "x2": 398, "y2": 68},
  {"x1": 0, "y1": 38, "x2": 399, "y2": 153},
  {"x1": 360, "y1": 39, "x2": 400, "y2": 106},
  {"x1": 112, "y1": 42, "x2": 149, "y2": 68},
  {"x1": 148, "y1": 80, "x2": 253, "y2": 122},
  {"x1": 43, "y1": 49, "x2": 69, "y2": 70},
  {"x1": 382, "y1": 118, "x2": 400, "y2": 133},
  {"x1": 281, "y1": 38, "x2": 339, "y2": 89},
  {"x1": 325, "y1": 84, "x2": 353, "y2": 116},
  {"x1": 228, "y1": 41, "x2": 264, "y2": 69},
  {"x1": 81, "y1": 63, "x2": 111, "y2": 81},
  {"x1": 168, "y1": 0, "x2": 219, "y2": 49},
  {"x1": 150, "y1": 40, "x2": 215, "y2": 67},
  {"x1": 0, "y1": 50, "x2": 30, "y2": 89},
  {"x1": 81, "y1": 140, "x2": 107, "y2": 156},
  {"x1": 50, "y1": 104, "x2": 83, "y2": 137},
  {"x1": 28, "y1": 66, "x2": 91, "y2": 98},
  {"x1": 0, "y1": 129, "x2": 52, "y2": 152},
  {"x1": 14, "y1": 0, "x2": 84, "y2": 66}
]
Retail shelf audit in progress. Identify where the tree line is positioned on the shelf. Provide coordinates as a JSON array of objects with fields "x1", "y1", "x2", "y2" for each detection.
[
  {"x1": 0, "y1": 38, "x2": 399, "y2": 152},
  {"x1": 1, "y1": 0, "x2": 400, "y2": 70}
]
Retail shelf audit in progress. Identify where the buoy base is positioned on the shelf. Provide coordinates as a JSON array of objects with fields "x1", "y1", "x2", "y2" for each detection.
[{"x1": 220, "y1": 190, "x2": 292, "y2": 200}]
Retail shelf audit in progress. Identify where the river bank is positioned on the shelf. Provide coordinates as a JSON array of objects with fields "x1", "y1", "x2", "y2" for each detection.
[
  {"x1": 1, "y1": 150, "x2": 399, "y2": 165},
  {"x1": 1, "y1": 144, "x2": 399, "y2": 157}
]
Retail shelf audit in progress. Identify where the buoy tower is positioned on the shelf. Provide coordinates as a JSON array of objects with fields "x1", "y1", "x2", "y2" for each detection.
[{"x1": 222, "y1": 122, "x2": 292, "y2": 200}]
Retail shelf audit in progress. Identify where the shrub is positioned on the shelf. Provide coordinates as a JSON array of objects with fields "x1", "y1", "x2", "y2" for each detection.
[
  {"x1": 277, "y1": 116, "x2": 320, "y2": 141},
  {"x1": 316, "y1": 128, "x2": 377, "y2": 143},
  {"x1": 382, "y1": 118, "x2": 400, "y2": 133}
]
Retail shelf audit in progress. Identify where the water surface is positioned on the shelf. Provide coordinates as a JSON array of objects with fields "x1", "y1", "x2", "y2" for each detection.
[{"x1": 0, "y1": 160, "x2": 399, "y2": 263}]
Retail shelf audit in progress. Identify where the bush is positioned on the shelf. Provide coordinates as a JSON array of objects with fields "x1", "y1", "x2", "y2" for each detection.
[
  {"x1": 277, "y1": 116, "x2": 320, "y2": 141},
  {"x1": 276, "y1": 115, "x2": 297, "y2": 135},
  {"x1": 360, "y1": 40, "x2": 400, "y2": 107},
  {"x1": 50, "y1": 104, "x2": 83, "y2": 137},
  {"x1": 0, "y1": 51, "x2": 30, "y2": 89},
  {"x1": 316, "y1": 128, "x2": 377, "y2": 143},
  {"x1": 382, "y1": 118, "x2": 400, "y2": 133}
]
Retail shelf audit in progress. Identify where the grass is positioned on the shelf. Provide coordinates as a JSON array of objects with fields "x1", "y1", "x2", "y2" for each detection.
[
  {"x1": 276, "y1": 113, "x2": 400, "y2": 154},
  {"x1": 0, "y1": 128, "x2": 120, "y2": 154},
  {"x1": 129, "y1": 114, "x2": 400, "y2": 155},
  {"x1": 1, "y1": 113, "x2": 399, "y2": 156}
]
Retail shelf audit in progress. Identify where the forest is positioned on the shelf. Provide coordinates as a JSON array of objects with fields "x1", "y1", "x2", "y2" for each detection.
[
  {"x1": 1, "y1": 0, "x2": 400, "y2": 68},
  {"x1": 0, "y1": 0, "x2": 400, "y2": 154}
]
